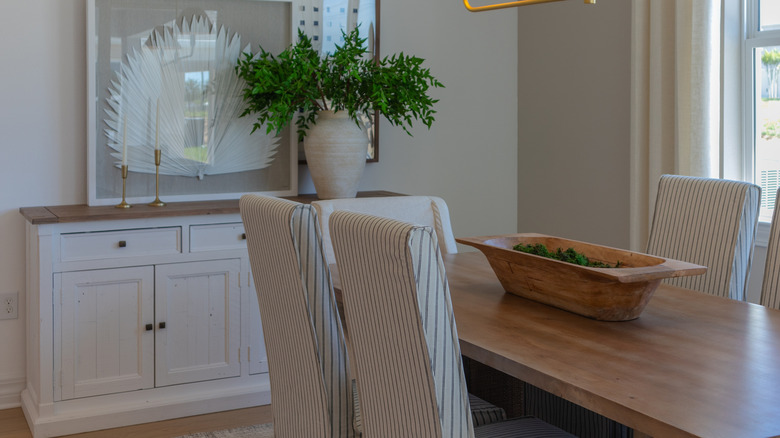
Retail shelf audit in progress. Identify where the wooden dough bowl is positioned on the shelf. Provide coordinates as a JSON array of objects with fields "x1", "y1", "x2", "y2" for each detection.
[{"x1": 456, "y1": 233, "x2": 707, "y2": 321}]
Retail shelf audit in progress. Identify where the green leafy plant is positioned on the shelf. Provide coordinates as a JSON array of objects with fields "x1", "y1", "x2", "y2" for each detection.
[
  {"x1": 513, "y1": 243, "x2": 622, "y2": 268},
  {"x1": 235, "y1": 27, "x2": 444, "y2": 141},
  {"x1": 762, "y1": 119, "x2": 780, "y2": 140}
]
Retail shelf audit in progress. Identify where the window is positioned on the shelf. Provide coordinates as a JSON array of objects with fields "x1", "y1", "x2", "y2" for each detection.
[
  {"x1": 760, "y1": 1, "x2": 780, "y2": 30},
  {"x1": 745, "y1": 0, "x2": 780, "y2": 220}
]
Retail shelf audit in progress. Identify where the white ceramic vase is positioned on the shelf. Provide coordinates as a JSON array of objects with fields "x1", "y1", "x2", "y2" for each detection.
[{"x1": 304, "y1": 110, "x2": 368, "y2": 199}]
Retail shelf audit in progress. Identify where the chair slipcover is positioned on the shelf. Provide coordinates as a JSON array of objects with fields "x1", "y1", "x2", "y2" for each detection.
[
  {"x1": 647, "y1": 174, "x2": 761, "y2": 301},
  {"x1": 469, "y1": 393, "x2": 509, "y2": 428},
  {"x1": 311, "y1": 195, "x2": 458, "y2": 265},
  {"x1": 314, "y1": 195, "x2": 508, "y2": 426},
  {"x1": 761, "y1": 188, "x2": 780, "y2": 309},
  {"x1": 330, "y1": 211, "x2": 573, "y2": 438},
  {"x1": 240, "y1": 194, "x2": 357, "y2": 438}
]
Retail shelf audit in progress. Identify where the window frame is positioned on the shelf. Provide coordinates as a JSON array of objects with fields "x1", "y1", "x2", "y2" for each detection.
[{"x1": 742, "y1": 0, "x2": 780, "y2": 226}]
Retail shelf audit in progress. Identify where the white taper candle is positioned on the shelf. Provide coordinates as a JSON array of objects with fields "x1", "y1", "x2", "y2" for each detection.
[
  {"x1": 155, "y1": 98, "x2": 160, "y2": 150},
  {"x1": 122, "y1": 115, "x2": 128, "y2": 165}
]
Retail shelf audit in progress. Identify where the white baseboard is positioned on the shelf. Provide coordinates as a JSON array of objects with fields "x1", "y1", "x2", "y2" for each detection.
[
  {"x1": 0, "y1": 376, "x2": 26, "y2": 410},
  {"x1": 22, "y1": 375, "x2": 270, "y2": 438}
]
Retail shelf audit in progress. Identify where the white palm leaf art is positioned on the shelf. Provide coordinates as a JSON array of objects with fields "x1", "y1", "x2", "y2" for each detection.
[{"x1": 105, "y1": 16, "x2": 278, "y2": 179}]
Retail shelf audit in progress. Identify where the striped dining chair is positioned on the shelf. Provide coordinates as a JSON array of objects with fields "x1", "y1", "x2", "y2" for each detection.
[
  {"x1": 761, "y1": 188, "x2": 780, "y2": 310},
  {"x1": 330, "y1": 211, "x2": 574, "y2": 438},
  {"x1": 313, "y1": 195, "x2": 507, "y2": 427},
  {"x1": 311, "y1": 195, "x2": 458, "y2": 265},
  {"x1": 646, "y1": 174, "x2": 761, "y2": 301},
  {"x1": 240, "y1": 194, "x2": 357, "y2": 438}
]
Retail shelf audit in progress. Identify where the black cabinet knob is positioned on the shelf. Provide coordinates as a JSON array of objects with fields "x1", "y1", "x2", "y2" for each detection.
[
  {"x1": 241, "y1": 233, "x2": 247, "y2": 240},
  {"x1": 145, "y1": 324, "x2": 153, "y2": 331},
  {"x1": 118, "y1": 240, "x2": 127, "y2": 248},
  {"x1": 159, "y1": 322, "x2": 166, "y2": 329}
]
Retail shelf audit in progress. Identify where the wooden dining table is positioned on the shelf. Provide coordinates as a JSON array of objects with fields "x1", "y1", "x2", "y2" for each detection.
[{"x1": 443, "y1": 251, "x2": 780, "y2": 438}]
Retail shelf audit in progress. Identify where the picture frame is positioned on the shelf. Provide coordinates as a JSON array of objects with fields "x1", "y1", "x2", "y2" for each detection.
[
  {"x1": 295, "y1": 0, "x2": 380, "y2": 164},
  {"x1": 87, "y1": 0, "x2": 298, "y2": 206}
]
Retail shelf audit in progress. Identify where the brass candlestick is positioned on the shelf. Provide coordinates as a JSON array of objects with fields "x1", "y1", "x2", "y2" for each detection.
[
  {"x1": 148, "y1": 149, "x2": 166, "y2": 207},
  {"x1": 115, "y1": 164, "x2": 132, "y2": 209}
]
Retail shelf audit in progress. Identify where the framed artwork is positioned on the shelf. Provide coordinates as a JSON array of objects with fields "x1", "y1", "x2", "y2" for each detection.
[{"x1": 87, "y1": 0, "x2": 298, "y2": 206}]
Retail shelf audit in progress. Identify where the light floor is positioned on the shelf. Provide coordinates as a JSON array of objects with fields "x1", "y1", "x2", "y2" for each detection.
[{"x1": 0, "y1": 405, "x2": 273, "y2": 438}]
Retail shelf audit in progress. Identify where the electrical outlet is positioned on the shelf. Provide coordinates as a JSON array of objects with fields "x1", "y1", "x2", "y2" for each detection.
[{"x1": 0, "y1": 292, "x2": 18, "y2": 320}]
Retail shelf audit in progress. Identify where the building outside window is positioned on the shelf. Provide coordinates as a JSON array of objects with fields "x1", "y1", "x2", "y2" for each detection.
[{"x1": 296, "y1": 0, "x2": 370, "y2": 55}]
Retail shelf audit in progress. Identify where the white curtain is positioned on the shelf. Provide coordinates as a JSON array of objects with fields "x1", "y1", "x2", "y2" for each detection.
[{"x1": 629, "y1": 0, "x2": 722, "y2": 250}]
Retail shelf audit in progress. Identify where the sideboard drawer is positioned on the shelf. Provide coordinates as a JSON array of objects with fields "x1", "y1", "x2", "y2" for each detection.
[
  {"x1": 190, "y1": 223, "x2": 247, "y2": 252},
  {"x1": 60, "y1": 227, "x2": 182, "y2": 262}
]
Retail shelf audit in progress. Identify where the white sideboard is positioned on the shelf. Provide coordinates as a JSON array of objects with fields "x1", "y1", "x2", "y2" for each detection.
[
  {"x1": 19, "y1": 201, "x2": 276, "y2": 438},
  {"x1": 19, "y1": 194, "x2": 397, "y2": 437}
]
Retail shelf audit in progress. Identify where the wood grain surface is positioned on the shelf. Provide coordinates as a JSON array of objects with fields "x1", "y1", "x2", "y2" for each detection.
[
  {"x1": 19, "y1": 191, "x2": 401, "y2": 224},
  {"x1": 446, "y1": 251, "x2": 780, "y2": 437},
  {"x1": 456, "y1": 233, "x2": 706, "y2": 321}
]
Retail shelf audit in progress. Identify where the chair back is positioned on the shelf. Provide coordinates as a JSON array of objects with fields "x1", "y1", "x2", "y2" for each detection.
[
  {"x1": 330, "y1": 211, "x2": 474, "y2": 438},
  {"x1": 239, "y1": 194, "x2": 356, "y2": 438},
  {"x1": 312, "y1": 195, "x2": 458, "y2": 264},
  {"x1": 761, "y1": 188, "x2": 780, "y2": 309},
  {"x1": 647, "y1": 174, "x2": 760, "y2": 300}
]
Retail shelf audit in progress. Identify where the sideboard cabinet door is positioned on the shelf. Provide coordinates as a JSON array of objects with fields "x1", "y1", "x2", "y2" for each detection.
[
  {"x1": 154, "y1": 259, "x2": 241, "y2": 387},
  {"x1": 58, "y1": 266, "x2": 155, "y2": 400},
  {"x1": 248, "y1": 276, "x2": 269, "y2": 375}
]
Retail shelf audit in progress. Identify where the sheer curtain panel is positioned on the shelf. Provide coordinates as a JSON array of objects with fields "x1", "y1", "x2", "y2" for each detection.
[{"x1": 630, "y1": 0, "x2": 722, "y2": 250}]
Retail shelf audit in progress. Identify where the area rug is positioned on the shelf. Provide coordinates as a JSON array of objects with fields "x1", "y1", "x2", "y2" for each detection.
[{"x1": 173, "y1": 423, "x2": 273, "y2": 438}]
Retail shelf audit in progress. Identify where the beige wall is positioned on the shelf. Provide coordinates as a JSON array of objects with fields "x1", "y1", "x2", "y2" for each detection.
[
  {"x1": 0, "y1": 0, "x2": 520, "y2": 406},
  {"x1": 302, "y1": 0, "x2": 521, "y2": 241},
  {"x1": 516, "y1": 0, "x2": 631, "y2": 249},
  {"x1": 0, "y1": 0, "x2": 88, "y2": 405}
]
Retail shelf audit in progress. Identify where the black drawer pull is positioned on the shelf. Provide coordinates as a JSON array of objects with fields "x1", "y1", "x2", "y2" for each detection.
[
  {"x1": 241, "y1": 233, "x2": 247, "y2": 240},
  {"x1": 118, "y1": 240, "x2": 127, "y2": 248},
  {"x1": 145, "y1": 324, "x2": 153, "y2": 331},
  {"x1": 159, "y1": 322, "x2": 166, "y2": 329}
]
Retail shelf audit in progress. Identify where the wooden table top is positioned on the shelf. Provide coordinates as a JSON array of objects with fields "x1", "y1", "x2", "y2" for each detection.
[
  {"x1": 445, "y1": 251, "x2": 780, "y2": 438},
  {"x1": 18, "y1": 191, "x2": 401, "y2": 225}
]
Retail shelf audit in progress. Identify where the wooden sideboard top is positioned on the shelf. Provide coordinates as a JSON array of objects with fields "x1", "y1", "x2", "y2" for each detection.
[{"x1": 20, "y1": 191, "x2": 402, "y2": 225}]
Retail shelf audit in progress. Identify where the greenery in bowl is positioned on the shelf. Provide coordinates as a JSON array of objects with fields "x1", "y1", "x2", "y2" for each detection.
[
  {"x1": 513, "y1": 243, "x2": 623, "y2": 268},
  {"x1": 235, "y1": 27, "x2": 444, "y2": 141}
]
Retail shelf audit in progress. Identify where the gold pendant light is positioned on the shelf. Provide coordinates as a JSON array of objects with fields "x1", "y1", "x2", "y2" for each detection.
[{"x1": 464, "y1": 0, "x2": 595, "y2": 13}]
